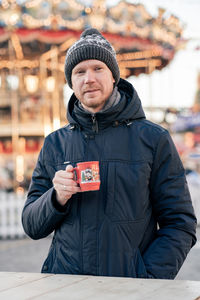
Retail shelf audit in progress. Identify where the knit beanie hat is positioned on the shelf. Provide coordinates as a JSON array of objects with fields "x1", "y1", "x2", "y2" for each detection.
[{"x1": 65, "y1": 28, "x2": 120, "y2": 88}]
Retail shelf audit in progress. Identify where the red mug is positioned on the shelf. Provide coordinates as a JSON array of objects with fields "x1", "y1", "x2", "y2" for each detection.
[{"x1": 73, "y1": 161, "x2": 100, "y2": 192}]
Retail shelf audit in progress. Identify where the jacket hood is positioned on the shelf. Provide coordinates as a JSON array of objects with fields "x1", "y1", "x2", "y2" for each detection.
[{"x1": 67, "y1": 78, "x2": 145, "y2": 132}]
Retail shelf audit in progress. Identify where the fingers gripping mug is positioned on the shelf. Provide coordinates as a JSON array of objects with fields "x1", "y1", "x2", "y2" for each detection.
[{"x1": 73, "y1": 161, "x2": 100, "y2": 192}]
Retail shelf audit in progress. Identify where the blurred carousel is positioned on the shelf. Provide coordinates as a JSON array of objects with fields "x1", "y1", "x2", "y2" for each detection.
[{"x1": 0, "y1": 0, "x2": 185, "y2": 193}]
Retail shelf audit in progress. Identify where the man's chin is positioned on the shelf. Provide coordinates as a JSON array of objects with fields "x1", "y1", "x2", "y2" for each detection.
[
  {"x1": 82, "y1": 100, "x2": 105, "y2": 113},
  {"x1": 84, "y1": 98, "x2": 101, "y2": 106}
]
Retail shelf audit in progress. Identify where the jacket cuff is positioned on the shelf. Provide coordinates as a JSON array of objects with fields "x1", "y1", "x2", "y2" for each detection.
[{"x1": 51, "y1": 188, "x2": 71, "y2": 213}]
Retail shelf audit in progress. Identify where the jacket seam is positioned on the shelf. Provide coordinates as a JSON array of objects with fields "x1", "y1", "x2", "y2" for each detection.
[
  {"x1": 101, "y1": 159, "x2": 149, "y2": 164},
  {"x1": 107, "y1": 217, "x2": 146, "y2": 224}
]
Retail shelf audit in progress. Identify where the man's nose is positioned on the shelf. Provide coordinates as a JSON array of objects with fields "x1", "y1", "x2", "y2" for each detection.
[{"x1": 84, "y1": 70, "x2": 95, "y2": 83}]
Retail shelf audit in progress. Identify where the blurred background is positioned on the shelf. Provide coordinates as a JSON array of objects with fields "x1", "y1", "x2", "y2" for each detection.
[{"x1": 0, "y1": 0, "x2": 200, "y2": 280}]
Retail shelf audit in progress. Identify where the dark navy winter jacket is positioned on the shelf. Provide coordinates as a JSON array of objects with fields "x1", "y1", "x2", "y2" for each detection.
[{"x1": 22, "y1": 78, "x2": 196, "y2": 279}]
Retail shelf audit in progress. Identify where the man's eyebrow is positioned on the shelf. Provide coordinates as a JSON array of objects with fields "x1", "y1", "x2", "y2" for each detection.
[
  {"x1": 73, "y1": 66, "x2": 85, "y2": 72},
  {"x1": 93, "y1": 63, "x2": 104, "y2": 68}
]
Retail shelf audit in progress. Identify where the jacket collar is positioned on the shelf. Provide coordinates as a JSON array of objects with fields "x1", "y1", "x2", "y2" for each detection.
[{"x1": 67, "y1": 78, "x2": 146, "y2": 133}]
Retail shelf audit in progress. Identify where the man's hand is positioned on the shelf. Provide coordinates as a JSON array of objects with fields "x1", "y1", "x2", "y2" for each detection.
[{"x1": 52, "y1": 164, "x2": 81, "y2": 206}]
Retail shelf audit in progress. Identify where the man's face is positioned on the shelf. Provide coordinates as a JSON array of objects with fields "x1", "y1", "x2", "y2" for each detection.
[{"x1": 71, "y1": 60, "x2": 115, "y2": 113}]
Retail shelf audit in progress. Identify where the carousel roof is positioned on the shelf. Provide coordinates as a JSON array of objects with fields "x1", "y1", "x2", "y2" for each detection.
[{"x1": 0, "y1": 0, "x2": 185, "y2": 77}]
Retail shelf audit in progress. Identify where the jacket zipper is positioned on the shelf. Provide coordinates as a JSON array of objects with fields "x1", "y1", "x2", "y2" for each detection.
[{"x1": 91, "y1": 114, "x2": 98, "y2": 133}]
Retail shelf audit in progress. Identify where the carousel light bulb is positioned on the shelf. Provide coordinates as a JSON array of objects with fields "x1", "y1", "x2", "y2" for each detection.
[
  {"x1": 16, "y1": 187, "x2": 24, "y2": 195},
  {"x1": 45, "y1": 76, "x2": 55, "y2": 92},
  {"x1": 7, "y1": 75, "x2": 19, "y2": 90},
  {"x1": 16, "y1": 155, "x2": 24, "y2": 183},
  {"x1": 24, "y1": 75, "x2": 39, "y2": 93},
  {"x1": 9, "y1": 13, "x2": 19, "y2": 26},
  {"x1": 2, "y1": 0, "x2": 9, "y2": 9},
  {"x1": 85, "y1": 7, "x2": 92, "y2": 14}
]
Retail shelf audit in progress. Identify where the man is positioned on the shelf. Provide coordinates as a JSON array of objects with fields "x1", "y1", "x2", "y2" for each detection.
[{"x1": 22, "y1": 28, "x2": 196, "y2": 279}]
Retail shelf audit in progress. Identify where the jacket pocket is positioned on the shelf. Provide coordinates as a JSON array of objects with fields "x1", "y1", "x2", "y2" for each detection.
[{"x1": 105, "y1": 161, "x2": 151, "y2": 222}]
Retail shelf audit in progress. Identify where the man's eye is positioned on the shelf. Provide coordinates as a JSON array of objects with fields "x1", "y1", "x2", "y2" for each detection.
[
  {"x1": 78, "y1": 70, "x2": 85, "y2": 74},
  {"x1": 95, "y1": 67, "x2": 102, "y2": 71}
]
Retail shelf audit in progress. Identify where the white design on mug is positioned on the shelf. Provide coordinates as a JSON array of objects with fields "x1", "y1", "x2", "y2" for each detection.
[{"x1": 81, "y1": 166, "x2": 100, "y2": 183}]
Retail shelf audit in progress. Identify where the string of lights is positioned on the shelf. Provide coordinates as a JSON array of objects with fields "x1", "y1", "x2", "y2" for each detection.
[{"x1": 0, "y1": 0, "x2": 183, "y2": 48}]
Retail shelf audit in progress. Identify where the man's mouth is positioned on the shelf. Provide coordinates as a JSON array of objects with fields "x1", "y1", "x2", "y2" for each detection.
[{"x1": 84, "y1": 89, "x2": 99, "y2": 94}]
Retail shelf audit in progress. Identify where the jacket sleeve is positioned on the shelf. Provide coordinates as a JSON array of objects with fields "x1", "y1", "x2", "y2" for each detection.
[
  {"x1": 143, "y1": 131, "x2": 197, "y2": 279},
  {"x1": 21, "y1": 143, "x2": 71, "y2": 240}
]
